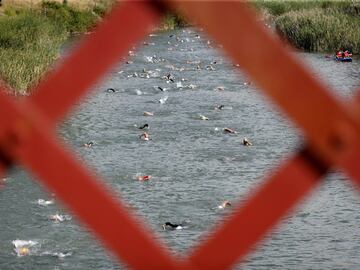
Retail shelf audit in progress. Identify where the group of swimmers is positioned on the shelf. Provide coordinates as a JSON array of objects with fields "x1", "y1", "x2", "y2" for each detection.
[
  {"x1": 81, "y1": 30, "x2": 255, "y2": 231},
  {"x1": 13, "y1": 197, "x2": 71, "y2": 256},
  {"x1": 136, "y1": 100, "x2": 252, "y2": 230}
]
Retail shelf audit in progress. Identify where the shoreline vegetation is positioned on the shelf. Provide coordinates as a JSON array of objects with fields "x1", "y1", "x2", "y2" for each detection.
[
  {"x1": 0, "y1": 0, "x2": 358, "y2": 94},
  {"x1": 253, "y1": 0, "x2": 359, "y2": 54},
  {"x1": 0, "y1": 1, "x2": 106, "y2": 93},
  {"x1": 0, "y1": 0, "x2": 187, "y2": 94}
]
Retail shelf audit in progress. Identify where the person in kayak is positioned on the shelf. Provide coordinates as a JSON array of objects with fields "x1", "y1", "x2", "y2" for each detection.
[
  {"x1": 343, "y1": 50, "x2": 352, "y2": 58},
  {"x1": 336, "y1": 49, "x2": 352, "y2": 59}
]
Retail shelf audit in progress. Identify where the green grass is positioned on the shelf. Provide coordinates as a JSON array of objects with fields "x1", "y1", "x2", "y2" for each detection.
[
  {"x1": 275, "y1": 8, "x2": 360, "y2": 53},
  {"x1": 41, "y1": 1, "x2": 101, "y2": 33},
  {"x1": 253, "y1": 0, "x2": 360, "y2": 53},
  {"x1": 0, "y1": 1, "x2": 102, "y2": 93},
  {"x1": 0, "y1": 12, "x2": 66, "y2": 92},
  {"x1": 160, "y1": 12, "x2": 188, "y2": 30},
  {"x1": 0, "y1": 1, "x2": 187, "y2": 93},
  {"x1": 253, "y1": 0, "x2": 360, "y2": 17}
]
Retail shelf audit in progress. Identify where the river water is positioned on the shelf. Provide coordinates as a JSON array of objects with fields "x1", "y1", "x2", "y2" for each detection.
[{"x1": 0, "y1": 27, "x2": 359, "y2": 269}]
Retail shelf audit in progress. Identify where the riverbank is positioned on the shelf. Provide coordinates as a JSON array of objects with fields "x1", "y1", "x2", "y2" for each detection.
[
  {"x1": 253, "y1": 0, "x2": 360, "y2": 54},
  {"x1": 158, "y1": 12, "x2": 188, "y2": 31},
  {"x1": 1, "y1": 1, "x2": 358, "y2": 94},
  {"x1": 0, "y1": 1, "x2": 107, "y2": 94},
  {"x1": 0, "y1": 1, "x2": 187, "y2": 94}
]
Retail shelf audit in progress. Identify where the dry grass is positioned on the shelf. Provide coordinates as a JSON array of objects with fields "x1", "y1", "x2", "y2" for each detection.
[{"x1": 2, "y1": 0, "x2": 115, "y2": 10}]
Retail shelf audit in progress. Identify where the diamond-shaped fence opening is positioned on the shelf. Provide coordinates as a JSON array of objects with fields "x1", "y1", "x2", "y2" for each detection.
[{"x1": 0, "y1": 1, "x2": 359, "y2": 269}]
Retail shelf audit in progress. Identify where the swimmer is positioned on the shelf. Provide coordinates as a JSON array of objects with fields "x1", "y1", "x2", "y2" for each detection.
[
  {"x1": 18, "y1": 247, "x2": 30, "y2": 256},
  {"x1": 50, "y1": 214, "x2": 65, "y2": 222},
  {"x1": 206, "y1": 65, "x2": 215, "y2": 71},
  {"x1": 143, "y1": 111, "x2": 154, "y2": 116},
  {"x1": 242, "y1": 137, "x2": 252, "y2": 146},
  {"x1": 215, "y1": 86, "x2": 225, "y2": 91},
  {"x1": 199, "y1": 114, "x2": 209, "y2": 121},
  {"x1": 139, "y1": 132, "x2": 149, "y2": 141},
  {"x1": 37, "y1": 199, "x2": 54, "y2": 206},
  {"x1": 159, "y1": 96, "x2": 168, "y2": 104},
  {"x1": 187, "y1": 60, "x2": 201, "y2": 65},
  {"x1": 137, "y1": 175, "x2": 151, "y2": 181},
  {"x1": 223, "y1": 128, "x2": 237, "y2": 134},
  {"x1": 214, "y1": 105, "x2": 225, "y2": 111},
  {"x1": 165, "y1": 74, "x2": 175, "y2": 83},
  {"x1": 218, "y1": 200, "x2": 231, "y2": 209},
  {"x1": 12, "y1": 240, "x2": 38, "y2": 257},
  {"x1": 162, "y1": 222, "x2": 183, "y2": 230},
  {"x1": 139, "y1": 124, "x2": 149, "y2": 130},
  {"x1": 83, "y1": 141, "x2": 94, "y2": 147},
  {"x1": 130, "y1": 72, "x2": 138, "y2": 78},
  {"x1": 0, "y1": 177, "x2": 6, "y2": 188}
]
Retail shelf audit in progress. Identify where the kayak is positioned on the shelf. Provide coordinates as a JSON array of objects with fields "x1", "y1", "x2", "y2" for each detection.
[{"x1": 335, "y1": 57, "x2": 352, "y2": 62}]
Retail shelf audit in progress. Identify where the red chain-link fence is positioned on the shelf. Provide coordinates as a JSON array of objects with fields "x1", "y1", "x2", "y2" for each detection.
[{"x1": 0, "y1": 1, "x2": 359, "y2": 269}]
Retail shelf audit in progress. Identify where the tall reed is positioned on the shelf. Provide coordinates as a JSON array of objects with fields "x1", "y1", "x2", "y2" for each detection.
[
  {"x1": 0, "y1": 2, "x2": 101, "y2": 93},
  {"x1": 253, "y1": 0, "x2": 359, "y2": 53},
  {"x1": 275, "y1": 8, "x2": 359, "y2": 53}
]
